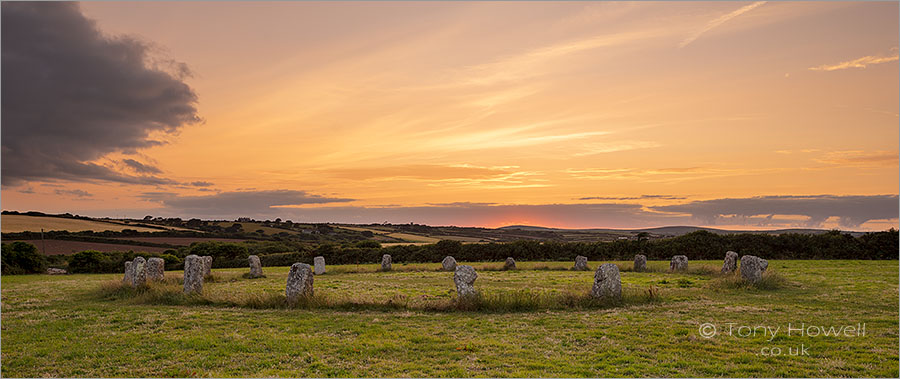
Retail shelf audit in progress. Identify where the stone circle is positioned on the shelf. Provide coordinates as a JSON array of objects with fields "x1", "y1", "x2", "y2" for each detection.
[
  {"x1": 453, "y1": 265, "x2": 478, "y2": 298},
  {"x1": 314, "y1": 256, "x2": 326, "y2": 275},
  {"x1": 721, "y1": 251, "x2": 738, "y2": 274},
  {"x1": 591, "y1": 263, "x2": 622, "y2": 299},
  {"x1": 248, "y1": 255, "x2": 264, "y2": 278},
  {"x1": 183, "y1": 255, "x2": 204, "y2": 294},
  {"x1": 442, "y1": 256, "x2": 457, "y2": 271},
  {"x1": 670, "y1": 255, "x2": 688, "y2": 272},
  {"x1": 633, "y1": 254, "x2": 647, "y2": 272},
  {"x1": 146, "y1": 257, "x2": 165, "y2": 281},
  {"x1": 381, "y1": 254, "x2": 392, "y2": 271},
  {"x1": 573, "y1": 255, "x2": 589, "y2": 271},
  {"x1": 286, "y1": 263, "x2": 314, "y2": 302}
]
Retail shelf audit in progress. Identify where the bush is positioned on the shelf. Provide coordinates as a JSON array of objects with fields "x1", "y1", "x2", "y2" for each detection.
[
  {"x1": 1, "y1": 241, "x2": 47, "y2": 274},
  {"x1": 68, "y1": 250, "x2": 108, "y2": 273}
]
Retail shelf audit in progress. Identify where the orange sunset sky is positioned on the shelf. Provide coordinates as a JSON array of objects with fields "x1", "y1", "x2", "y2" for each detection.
[{"x1": 2, "y1": 1, "x2": 898, "y2": 230}]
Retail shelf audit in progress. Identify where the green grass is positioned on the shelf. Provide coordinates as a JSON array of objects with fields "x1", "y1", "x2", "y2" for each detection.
[{"x1": 2, "y1": 260, "x2": 897, "y2": 377}]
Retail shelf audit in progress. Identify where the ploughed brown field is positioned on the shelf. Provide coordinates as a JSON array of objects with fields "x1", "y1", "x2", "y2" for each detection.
[
  {"x1": 109, "y1": 237, "x2": 246, "y2": 246},
  {"x1": 8, "y1": 240, "x2": 171, "y2": 255},
  {"x1": 6, "y1": 238, "x2": 250, "y2": 255}
]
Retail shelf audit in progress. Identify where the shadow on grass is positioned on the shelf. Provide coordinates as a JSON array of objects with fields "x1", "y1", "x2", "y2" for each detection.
[{"x1": 97, "y1": 281, "x2": 660, "y2": 313}]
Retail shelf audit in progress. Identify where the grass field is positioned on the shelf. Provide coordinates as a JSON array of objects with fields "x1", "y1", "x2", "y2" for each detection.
[
  {"x1": 1, "y1": 214, "x2": 164, "y2": 233},
  {"x1": 1, "y1": 260, "x2": 897, "y2": 377}
]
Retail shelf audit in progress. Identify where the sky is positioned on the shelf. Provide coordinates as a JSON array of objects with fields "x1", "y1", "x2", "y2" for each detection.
[{"x1": 2, "y1": 1, "x2": 898, "y2": 230}]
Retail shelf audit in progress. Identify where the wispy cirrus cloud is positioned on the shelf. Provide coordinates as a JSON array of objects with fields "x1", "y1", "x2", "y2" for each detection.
[
  {"x1": 578, "y1": 195, "x2": 686, "y2": 201},
  {"x1": 324, "y1": 164, "x2": 516, "y2": 181},
  {"x1": 679, "y1": 1, "x2": 767, "y2": 48},
  {"x1": 141, "y1": 190, "x2": 354, "y2": 216},
  {"x1": 809, "y1": 49, "x2": 899, "y2": 71},
  {"x1": 814, "y1": 150, "x2": 899, "y2": 167}
]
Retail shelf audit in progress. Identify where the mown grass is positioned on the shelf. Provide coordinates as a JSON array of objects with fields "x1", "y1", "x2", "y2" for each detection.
[{"x1": 2, "y1": 260, "x2": 897, "y2": 377}]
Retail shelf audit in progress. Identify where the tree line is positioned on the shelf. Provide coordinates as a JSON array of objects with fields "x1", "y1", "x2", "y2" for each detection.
[{"x1": 2, "y1": 229, "x2": 896, "y2": 275}]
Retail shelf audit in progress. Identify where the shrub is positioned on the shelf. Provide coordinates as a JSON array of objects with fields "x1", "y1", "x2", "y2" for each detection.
[
  {"x1": 68, "y1": 250, "x2": 108, "y2": 273},
  {"x1": 1, "y1": 241, "x2": 47, "y2": 274}
]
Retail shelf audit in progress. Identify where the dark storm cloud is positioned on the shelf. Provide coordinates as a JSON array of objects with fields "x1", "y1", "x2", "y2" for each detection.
[
  {"x1": 1, "y1": 2, "x2": 201, "y2": 186},
  {"x1": 651, "y1": 195, "x2": 899, "y2": 228},
  {"x1": 122, "y1": 159, "x2": 162, "y2": 174},
  {"x1": 144, "y1": 190, "x2": 355, "y2": 216},
  {"x1": 54, "y1": 189, "x2": 93, "y2": 198}
]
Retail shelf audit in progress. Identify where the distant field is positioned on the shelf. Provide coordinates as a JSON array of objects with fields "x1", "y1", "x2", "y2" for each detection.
[
  {"x1": 385, "y1": 232, "x2": 441, "y2": 243},
  {"x1": 109, "y1": 237, "x2": 247, "y2": 246},
  {"x1": 6, "y1": 239, "x2": 170, "y2": 255},
  {"x1": 1, "y1": 215, "x2": 163, "y2": 233},
  {"x1": 1, "y1": 260, "x2": 896, "y2": 377},
  {"x1": 338, "y1": 226, "x2": 391, "y2": 234}
]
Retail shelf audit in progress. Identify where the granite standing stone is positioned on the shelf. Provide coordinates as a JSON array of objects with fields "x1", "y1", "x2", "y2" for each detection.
[
  {"x1": 670, "y1": 255, "x2": 689, "y2": 272},
  {"x1": 202, "y1": 256, "x2": 213, "y2": 277},
  {"x1": 183, "y1": 255, "x2": 204, "y2": 294},
  {"x1": 721, "y1": 251, "x2": 739, "y2": 274},
  {"x1": 286, "y1": 263, "x2": 314, "y2": 303},
  {"x1": 146, "y1": 257, "x2": 165, "y2": 281},
  {"x1": 503, "y1": 257, "x2": 516, "y2": 270},
  {"x1": 442, "y1": 256, "x2": 457, "y2": 271},
  {"x1": 381, "y1": 254, "x2": 392, "y2": 271},
  {"x1": 760, "y1": 259, "x2": 769, "y2": 272},
  {"x1": 633, "y1": 254, "x2": 647, "y2": 272},
  {"x1": 123, "y1": 261, "x2": 133, "y2": 283},
  {"x1": 453, "y1": 265, "x2": 478, "y2": 298},
  {"x1": 573, "y1": 255, "x2": 589, "y2": 271},
  {"x1": 131, "y1": 257, "x2": 147, "y2": 287},
  {"x1": 314, "y1": 256, "x2": 326, "y2": 275},
  {"x1": 741, "y1": 255, "x2": 766, "y2": 282},
  {"x1": 248, "y1": 255, "x2": 264, "y2": 278},
  {"x1": 591, "y1": 263, "x2": 622, "y2": 299}
]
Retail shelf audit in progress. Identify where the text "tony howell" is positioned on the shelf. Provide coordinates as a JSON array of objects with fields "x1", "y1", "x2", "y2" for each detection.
[{"x1": 698, "y1": 323, "x2": 866, "y2": 340}]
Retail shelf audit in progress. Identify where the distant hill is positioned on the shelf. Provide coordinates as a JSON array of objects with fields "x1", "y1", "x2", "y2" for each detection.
[{"x1": 498, "y1": 225, "x2": 867, "y2": 237}]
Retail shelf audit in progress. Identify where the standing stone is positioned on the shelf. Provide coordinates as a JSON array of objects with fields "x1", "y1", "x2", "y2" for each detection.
[
  {"x1": 201, "y1": 256, "x2": 213, "y2": 278},
  {"x1": 633, "y1": 254, "x2": 647, "y2": 272},
  {"x1": 314, "y1": 256, "x2": 326, "y2": 275},
  {"x1": 183, "y1": 255, "x2": 204, "y2": 294},
  {"x1": 573, "y1": 255, "x2": 589, "y2": 271},
  {"x1": 591, "y1": 263, "x2": 622, "y2": 299},
  {"x1": 247, "y1": 255, "x2": 263, "y2": 278},
  {"x1": 670, "y1": 255, "x2": 688, "y2": 272},
  {"x1": 131, "y1": 257, "x2": 147, "y2": 287},
  {"x1": 453, "y1": 265, "x2": 478, "y2": 298},
  {"x1": 741, "y1": 255, "x2": 766, "y2": 282},
  {"x1": 123, "y1": 261, "x2": 133, "y2": 283},
  {"x1": 503, "y1": 257, "x2": 516, "y2": 270},
  {"x1": 442, "y1": 256, "x2": 457, "y2": 271},
  {"x1": 146, "y1": 257, "x2": 165, "y2": 281},
  {"x1": 285, "y1": 263, "x2": 314, "y2": 303},
  {"x1": 381, "y1": 254, "x2": 392, "y2": 271},
  {"x1": 721, "y1": 251, "x2": 739, "y2": 274}
]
